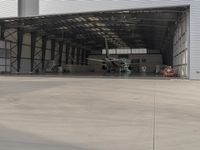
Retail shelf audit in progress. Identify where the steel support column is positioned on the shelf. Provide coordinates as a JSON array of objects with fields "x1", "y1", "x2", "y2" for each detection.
[
  {"x1": 30, "y1": 32, "x2": 36, "y2": 72},
  {"x1": 65, "y1": 44, "x2": 70, "y2": 64},
  {"x1": 17, "y1": 28, "x2": 23, "y2": 72},
  {"x1": 51, "y1": 39, "x2": 56, "y2": 61},
  {"x1": 81, "y1": 49, "x2": 85, "y2": 65},
  {"x1": 79, "y1": 49, "x2": 82, "y2": 65},
  {"x1": 41, "y1": 36, "x2": 47, "y2": 72},
  {"x1": 83, "y1": 50, "x2": 86, "y2": 65},
  {"x1": 76, "y1": 48, "x2": 80, "y2": 65},
  {"x1": 71, "y1": 46, "x2": 75, "y2": 64},
  {"x1": 74, "y1": 47, "x2": 77, "y2": 64},
  {"x1": 85, "y1": 50, "x2": 89, "y2": 65},
  {"x1": 0, "y1": 23, "x2": 5, "y2": 39},
  {"x1": 58, "y1": 41, "x2": 63, "y2": 66}
]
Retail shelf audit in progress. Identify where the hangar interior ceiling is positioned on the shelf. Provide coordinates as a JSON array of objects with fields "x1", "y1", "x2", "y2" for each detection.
[{"x1": 0, "y1": 6, "x2": 189, "y2": 76}]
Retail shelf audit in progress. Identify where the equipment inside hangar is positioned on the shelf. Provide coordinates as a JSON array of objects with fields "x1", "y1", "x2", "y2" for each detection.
[{"x1": 0, "y1": 6, "x2": 189, "y2": 78}]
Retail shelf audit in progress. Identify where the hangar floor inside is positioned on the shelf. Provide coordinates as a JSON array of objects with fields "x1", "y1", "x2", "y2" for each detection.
[
  {"x1": 1, "y1": 72, "x2": 182, "y2": 80},
  {"x1": 0, "y1": 76, "x2": 199, "y2": 150}
]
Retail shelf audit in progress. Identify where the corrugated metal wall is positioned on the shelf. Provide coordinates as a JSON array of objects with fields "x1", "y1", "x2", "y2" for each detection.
[
  {"x1": 2, "y1": 28, "x2": 89, "y2": 74},
  {"x1": 3, "y1": 29, "x2": 68, "y2": 73},
  {"x1": 39, "y1": 0, "x2": 200, "y2": 79},
  {"x1": 0, "y1": 40, "x2": 11, "y2": 72},
  {"x1": 189, "y1": 3, "x2": 200, "y2": 79},
  {"x1": 0, "y1": 0, "x2": 17, "y2": 18},
  {"x1": 173, "y1": 12, "x2": 189, "y2": 78}
]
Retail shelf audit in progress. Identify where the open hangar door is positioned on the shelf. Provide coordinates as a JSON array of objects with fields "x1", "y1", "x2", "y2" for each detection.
[
  {"x1": 87, "y1": 7, "x2": 189, "y2": 78},
  {"x1": 0, "y1": 6, "x2": 189, "y2": 78}
]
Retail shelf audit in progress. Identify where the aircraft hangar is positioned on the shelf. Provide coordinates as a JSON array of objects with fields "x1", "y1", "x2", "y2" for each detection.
[
  {"x1": 0, "y1": 0, "x2": 200, "y2": 79},
  {"x1": 1, "y1": 1, "x2": 200, "y2": 150}
]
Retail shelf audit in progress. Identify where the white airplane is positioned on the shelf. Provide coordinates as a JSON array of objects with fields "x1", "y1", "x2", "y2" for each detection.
[{"x1": 87, "y1": 38, "x2": 132, "y2": 73}]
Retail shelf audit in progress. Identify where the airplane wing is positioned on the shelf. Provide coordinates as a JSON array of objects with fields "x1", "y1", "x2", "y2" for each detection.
[
  {"x1": 111, "y1": 60, "x2": 121, "y2": 67},
  {"x1": 131, "y1": 63, "x2": 140, "y2": 66},
  {"x1": 87, "y1": 58, "x2": 105, "y2": 63}
]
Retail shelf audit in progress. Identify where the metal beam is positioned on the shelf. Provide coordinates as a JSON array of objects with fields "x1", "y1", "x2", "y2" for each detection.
[
  {"x1": 76, "y1": 48, "x2": 80, "y2": 65},
  {"x1": 41, "y1": 36, "x2": 47, "y2": 72},
  {"x1": 79, "y1": 49, "x2": 82, "y2": 65},
  {"x1": 58, "y1": 41, "x2": 63, "y2": 66},
  {"x1": 81, "y1": 49, "x2": 84, "y2": 65},
  {"x1": 1, "y1": 7, "x2": 185, "y2": 52},
  {"x1": 79, "y1": 48, "x2": 82, "y2": 65},
  {"x1": 51, "y1": 39, "x2": 56, "y2": 61},
  {"x1": 71, "y1": 46, "x2": 75, "y2": 64},
  {"x1": 31, "y1": 32, "x2": 36, "y2": 72},
  {"x1": 74, "y1": 47, "x2": 77, "y2": 64},
  {"x1": 0, "y1": 23, "x2": 5, "y2": 39},
  {"x1": 65, "y1": 44, "x2": 70, "y2": 64},
  {"x1": 17, "y1": 28, "x2": 23, "y2": 73},
  {"x1": 85, "y1": 50, "x2": 89, "y2": 65}
]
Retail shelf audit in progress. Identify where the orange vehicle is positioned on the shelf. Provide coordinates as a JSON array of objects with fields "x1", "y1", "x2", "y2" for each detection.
[{"x1": 161, "y1": 66, "x2": 177, "y2": 77}]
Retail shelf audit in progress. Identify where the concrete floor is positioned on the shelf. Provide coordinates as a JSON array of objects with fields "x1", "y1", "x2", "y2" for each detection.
[{"x1": 0, "y1": 75, "x2": 200, "y2": 150}]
